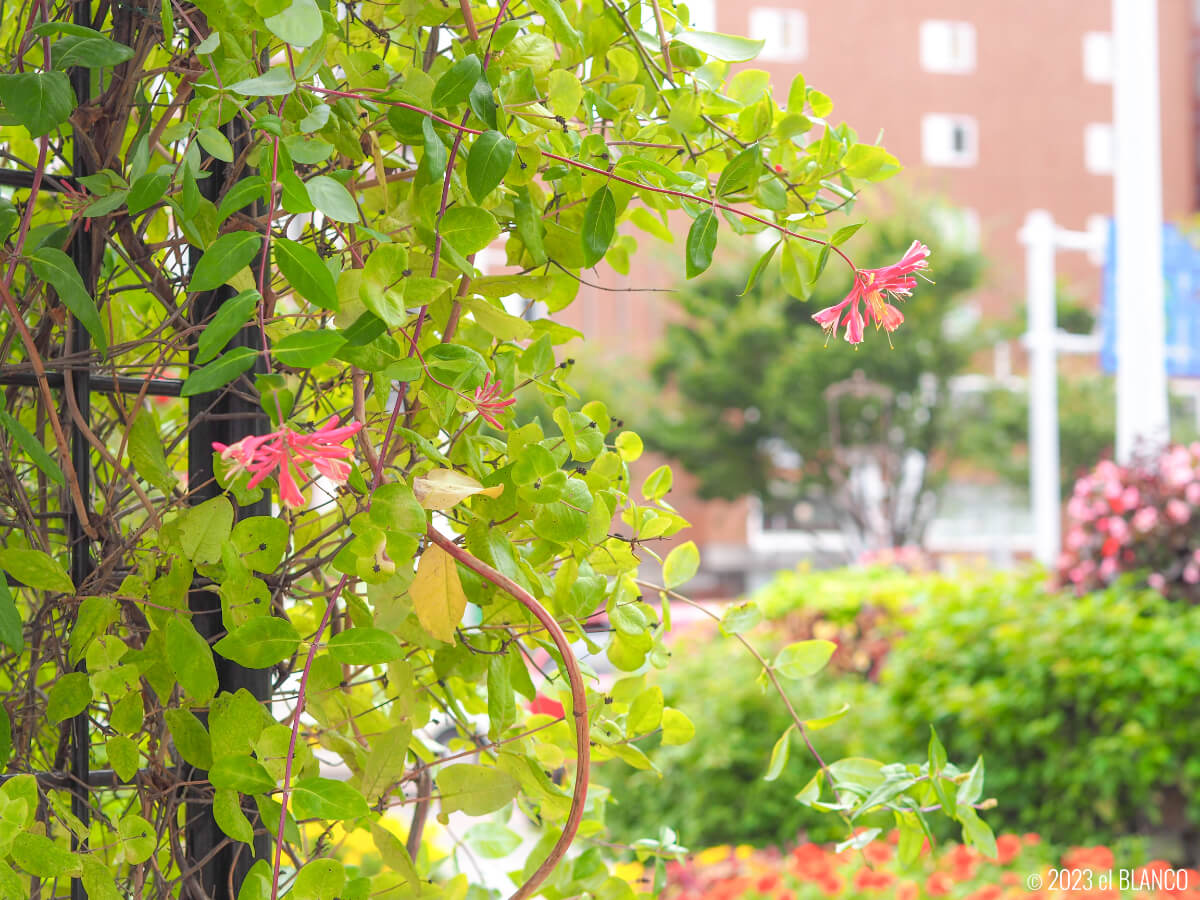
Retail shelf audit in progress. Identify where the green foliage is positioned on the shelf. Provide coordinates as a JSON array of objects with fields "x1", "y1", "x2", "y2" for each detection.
[
  {"x1": 884, "y1": 572, "x2": 1200, "y2": 848},
  {"x1": 0, "y1": 0, "x2": 978, "y2": 895},
  {"x1": 641, "y1": 203, "x2": 985, "y2": 547}
]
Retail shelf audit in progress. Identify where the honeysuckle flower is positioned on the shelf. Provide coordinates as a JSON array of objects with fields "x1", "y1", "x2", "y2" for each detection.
[
  {"x1": 812, "y1": 241, "x2": 930, "y2": 345},
  {"x1": 213, "y1": 416, "x2": 362, "y2": 509},
  {"x1": 473, "y1": 373, "x2": 516, "y2": 429}
]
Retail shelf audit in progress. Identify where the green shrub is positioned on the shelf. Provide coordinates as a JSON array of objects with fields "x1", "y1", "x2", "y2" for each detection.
[
  {"x1": 884, "y1": 571, "x2": 1200, "y2": 848},
  {"x1": 599, "y1": 623, "x2": 897, "y2": 849}
]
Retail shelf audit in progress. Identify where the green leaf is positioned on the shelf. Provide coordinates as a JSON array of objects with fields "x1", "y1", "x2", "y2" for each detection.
[
  {"x1": 958, "y1": 805, "x2": 997, "y2": 860},
  {"x1": 11, "y1": 832, "x2": 80, "y2": 878},
  {"x1": 957, "y1": 756, "x2": 985, "y2": 807},
  {"x1": 439, "y1": 206, "x2": 500, "y2": 255},
  {"x1": 30, "y1": 247, "x2": 107, "y2": 352},
  {"x1": 928, "y1": 726, "x2": 948, "y2": 773},
  {"x1": 210, "y1": 756, "x2": 276, "y2": 794},
  {"x1": 47, "y1": 672, "x2": 91, "y2": 723},
  {"x1": 306, "y1": 175, "x2": 359, "y2": 223},
  {"x1": 660, "y1": 708, "x2": 695, "y2": 745},
  {"x1": 627, "y1": 686, "x2": 664, "y2": 736},
  {"x1": 514, "y1": 188, "x2": 547, "y2": 265},
  {"x1": 197, "y1": 290, "x2": 260, "y2": 364},
  {"x1": 831, "y1": 222, "x2": 864, "y2": 246},
  {"x1": 214, "y1": 616, "x2": 301, "y2": 668},
  {"x1": 685, "y1": 209, "x2": 718, "y2": 279},
  {"x1": 842, "y1": 144, "x2": 901, "y2": 181},
  {"x1": 662, "y1": 540, "x2": 699, "y2": 589},
  {"x1": 292, "y1": 859, "x2": 345, "y2": 900},
  {"x1": 716, "y1": 143, "x2": 762, "y2": 196},
  {"x1": 773, "y1": 640, "x2": 836, "y2": 679},
  {"x1": 230, "y1": 516, "x2": 289, "y2": 571},
  {"x1": 469, "y1": 78, "x2": 498, "y2": 130},
  {"x1": 435, "y1": 764, "x2": 519, "y2": 816},
  {"x1": 179, "y1": 496, "x2": 234, "y2": 565},
  {"x1": 828, "y1": 757, "x2": 886, "y2": 791},
  {"x1": 672, "y1": 30, "x2": 764, "y2": 62},
  {"x1": 264, "y1": 0, "x2": 324, "y2": 47},
  {"x1": 231, "y1": 67, "x2": 295, "y2": 96},
  {"x1": 167, "y1": 617, "x2": 219, "y2": 703},
  {"x1": 803, "y1": 703, "x2": 850, "y2": 730},
  {"x1": 467, "y1": 822, "x2": 522, "y2": 858},
  {"x1": 49, "y1": 32, "x2": 134, "y2": 69},
  {"x1": 0, "y1": 579, "x2": 22, "y2": 653},
  {"x1": 190, "y1": 232, "x2": 263, "y2": 293},
  {"x1": 360, "y1": 724, "x2": 411, "y2": 801},
  {"x1": 273, "y1": 330, "x2": 346, "y2": 368},
  {"x1": 291, "y1": 777, "x2": 369, "y2": 820},
  {"x1": 581, "y1": 186, "x2": 616, "y2": 267},
  {"x1": 487, "y1": 654, "x2": 517, "y2": 737},
  {"x1": 719, "y1": 601, "x2": 761, "y2": 636},
  {"x1": 181, "y1": 346, "x2": 257, "y2": 397},
  {"x1": 764, "y1": 727, "x2": 792, "y2": 781},
  {"x1": 127, "y1": 413, "x2": 174, "y2": 492},
  {"x1": 326, "y1": 627, "x2": 404, "y2": 664},
  {"x1": 274, "y1": 238, "x2": 337, "y2": 310},
  {"x1": 164, "y1": 708, "x2": 213, "y2": 769},
  {"x1": 118, "y1": 814, "x2": 156, "y2": 864},
  {"x1": 0, "y1": 548, "x2": 73, "y2": 593},
  {"x1": 0, "y1": 72, "x2": 74, "y2": 137},
  {"x1": 214, "y1": 789, "x2": 255, "y2": 844},
  {"x1": 126, "y1": 172, "x2": 170, "y2": 215},
  {"x1": 106, "y1": 735, "x2": 139, "y2": 782},
  {"x1": 196, "y1": 127, "x2": 234, "y2": 163},
  {"x1": 0, "y1": 410, "x2": 64, "y2": 486},
  {"x1": 466, "y1": 131, "x2": 516, "y2": 202},
  {"x1": 431, "y1": 54, "x2": 482, "y2": 108},
  {"x1": 421, "y1": 118, "x2": 447, "y2": 179},
  {"x1": 781, "y1": 238, "x2": 812, "y2": 300},
  {"x1": 368, "y1": 483, "x2": 426, "y2": 535},
  {"x1": 371, "y1": 826, "x2": 421, "y2": 895},
  {"x1": 641, "y1": 464, "x2": 672, "y2": 501},
  {"x1": 740, "y1": 239, "x2": 779, "y2": 296}
]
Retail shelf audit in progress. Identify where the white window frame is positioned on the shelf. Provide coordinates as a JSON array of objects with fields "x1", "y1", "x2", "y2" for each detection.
[
  {"x1": 921, "y1": 114, "x2": 979, "y2": 168},
  {"x1": 748, "y1": 8, "x2": 807, "y2": 62},
  {"x1": 1083, "y1": 32, "x2": 1113, "y2": 84},
  {"x1": 919, "y1": 20, "x2": 976, "y2": 74},
  {"x1": 1084, "y1": 122, "x2": 1115, "y2": 175}
]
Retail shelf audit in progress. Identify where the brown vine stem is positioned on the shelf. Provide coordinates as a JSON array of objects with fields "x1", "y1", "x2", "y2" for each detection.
[
  {"x1": 426, "y1": 528, "x2": 590, "y2": 900},
  {"x1": 458, "y1": 0, "x2": 480, "y2": 41},
  {"x1": 301, "y1": 87, "x2": 859, "y2": 276},
  {"x1": 0, "y1": 282, "x2": 96, "y2": 539}
]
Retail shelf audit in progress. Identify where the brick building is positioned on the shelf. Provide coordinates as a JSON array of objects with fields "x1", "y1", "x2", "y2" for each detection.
[{"x1": 557, "y1": 1, "x2": 1200, "y2": 593}]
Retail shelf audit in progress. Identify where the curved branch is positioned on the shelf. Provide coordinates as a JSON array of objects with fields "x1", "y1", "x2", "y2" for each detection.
[{"x1": 426, "y1": 529, "x2": 590, "y2": 900}]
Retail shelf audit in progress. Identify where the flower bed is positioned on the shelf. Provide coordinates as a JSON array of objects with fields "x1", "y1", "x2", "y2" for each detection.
[{"x1": 657, "y1": 834, "x2": 1200, "y2": 899}]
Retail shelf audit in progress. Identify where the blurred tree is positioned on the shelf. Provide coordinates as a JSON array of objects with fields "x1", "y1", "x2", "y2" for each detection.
[{"x1": 639, "y1": 203, "x2": 985, "y2": 553}]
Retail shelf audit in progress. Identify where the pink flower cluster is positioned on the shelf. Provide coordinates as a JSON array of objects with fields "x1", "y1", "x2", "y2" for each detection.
[
  {"x1": 1058, "y1": 444, "x2": 1200, "y2": 598},
  {"x1": 812, "y1": 241, "x2": 931, "y2": 345},
  {"x1": 213, "y1": 416, "x2": 362, "y2": 509}
]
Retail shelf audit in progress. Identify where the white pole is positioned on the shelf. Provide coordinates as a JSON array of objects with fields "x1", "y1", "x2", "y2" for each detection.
[
  {"x1": 1020, "y1": 210, "x2": 1061, "y2": 567},
  {"x1": 1113, "y1": 0, "x2": 1169, "y2": 462}
]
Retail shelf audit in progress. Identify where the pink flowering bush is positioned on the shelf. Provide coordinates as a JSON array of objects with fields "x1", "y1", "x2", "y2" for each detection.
[{"x1": 1058, "y1": 444, "x2": 1200, "y2": 599}]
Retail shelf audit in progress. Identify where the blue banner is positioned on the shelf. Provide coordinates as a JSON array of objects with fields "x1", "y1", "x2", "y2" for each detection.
[{"x1": 1101, "y1": 220, "x2": 1200, "y2": 376}]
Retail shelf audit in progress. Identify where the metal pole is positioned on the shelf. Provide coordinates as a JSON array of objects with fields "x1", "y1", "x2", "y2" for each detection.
[
  {"x1": 1113, "y1": 0, "x2": 1169, "y2": 461},
  {"x1": 1020, "y1": 210, "x2": 1061, "y2": 567}
]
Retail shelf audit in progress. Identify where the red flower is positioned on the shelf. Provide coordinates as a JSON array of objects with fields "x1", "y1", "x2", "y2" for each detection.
[
  {"x1": 755, "y1": 874, "x2": 780, "y2": 893},
  {"x1": 473, "y1": 373, "x2": 516, "y2": 430},
  {"x1": 863, "y1": 842, "x2": 892, "y2": 865},
  {"x1": 213, "y1": 416, "x2": 362, "y2": 509},
  {"x1": 926, "y1": 871, "x2": 955, "y2": 897},
  {"x1": 995, "y1": 834, "x2": 1023, "y2": 864},
  {"x1": 812, "y1": 241, "x2": 930, "y2": 345},
  {"x1": 853, "y1": 868, "x2": 894, "y2": 891},
  {"x1": 528, "y1": 694, "x2": 564, "y2": 718}
]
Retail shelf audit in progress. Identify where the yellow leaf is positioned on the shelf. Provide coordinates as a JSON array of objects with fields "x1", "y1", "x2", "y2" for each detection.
[
  {"x1": 409, "y1": 544, "x2": 467, "y2": 643},
  {"x1": 413, "y1": 468, "x2": 503, "y2": 510}
]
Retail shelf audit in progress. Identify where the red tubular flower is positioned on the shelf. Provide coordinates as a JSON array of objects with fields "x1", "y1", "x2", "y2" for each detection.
[
  {"x1": 212, "y1": 416, "x2": 362, "y2": 509},
  {"x1": 811, "y1": 240, "x2": 931, "y2": 345},
  {"x1": 473, "y1": 373, "x2": 516, "y2": 429}
]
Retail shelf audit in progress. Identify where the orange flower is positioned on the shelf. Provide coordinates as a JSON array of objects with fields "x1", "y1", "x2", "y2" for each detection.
[
  {"x1": 948, "y1": 844, "x2": 980, "y2": 881},
  {"x1": 818, "y1": 875, "x2": 842, "y2": 896},
  {"x1": 926, "y1": 871, "x2": 955, "y2": 897},
  {"x1": 1023, "y1": 833, "x2": 1042, "y2": 845},
  {"x1": 995, "y1": 834, "x2": 1023, "y2": 864},
  {"x1": 853, "y1": 868, "x2": 895, "y2": 891},
  {"x1": 755, "y1": 874, "x2": 780, "y2": 893},
  {"x1": 897, "y1": 881, "x2": 920, "y2": 900},
  {"x1": 1062, "y1": 845, "x2": 1114, "y2": 871},
  {"x1": 864, "y1": 842, "x2": 893, "y2": 865}
]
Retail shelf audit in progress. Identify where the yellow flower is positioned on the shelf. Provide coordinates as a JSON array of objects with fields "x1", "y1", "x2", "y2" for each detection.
[{"x1": 695, "y1": 845, "x2": 732, "y2": 866}]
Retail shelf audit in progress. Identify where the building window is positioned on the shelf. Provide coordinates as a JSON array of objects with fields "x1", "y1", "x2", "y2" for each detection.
[
  {"x1": 1083, "y1": 32, "x2": 1113, "y2": 83},
  {"x1": 921, "y1": 114, "x2": 978, "y2": 167},
  {"x1": 919, "y1": 21, "x2": 975, "y2": 74},
  {"x1": 1084, "y1": 123, "x2": 1115, "y2": 175},
  {"x1": 684, "y1": 0, "x2": 716, "y2": 32},
  {"x1": 748, "y1": 8, "x2": 807, "y2": 62}
]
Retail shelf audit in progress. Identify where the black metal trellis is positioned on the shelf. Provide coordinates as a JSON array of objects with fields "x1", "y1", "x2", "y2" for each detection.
[{"x1": 0, "y1": 19, "x2": 271, "y2": 900}]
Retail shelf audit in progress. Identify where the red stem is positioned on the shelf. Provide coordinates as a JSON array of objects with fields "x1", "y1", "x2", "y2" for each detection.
[{"x1": 426, "y1": 529, "x2": 590, "y2": 900}]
